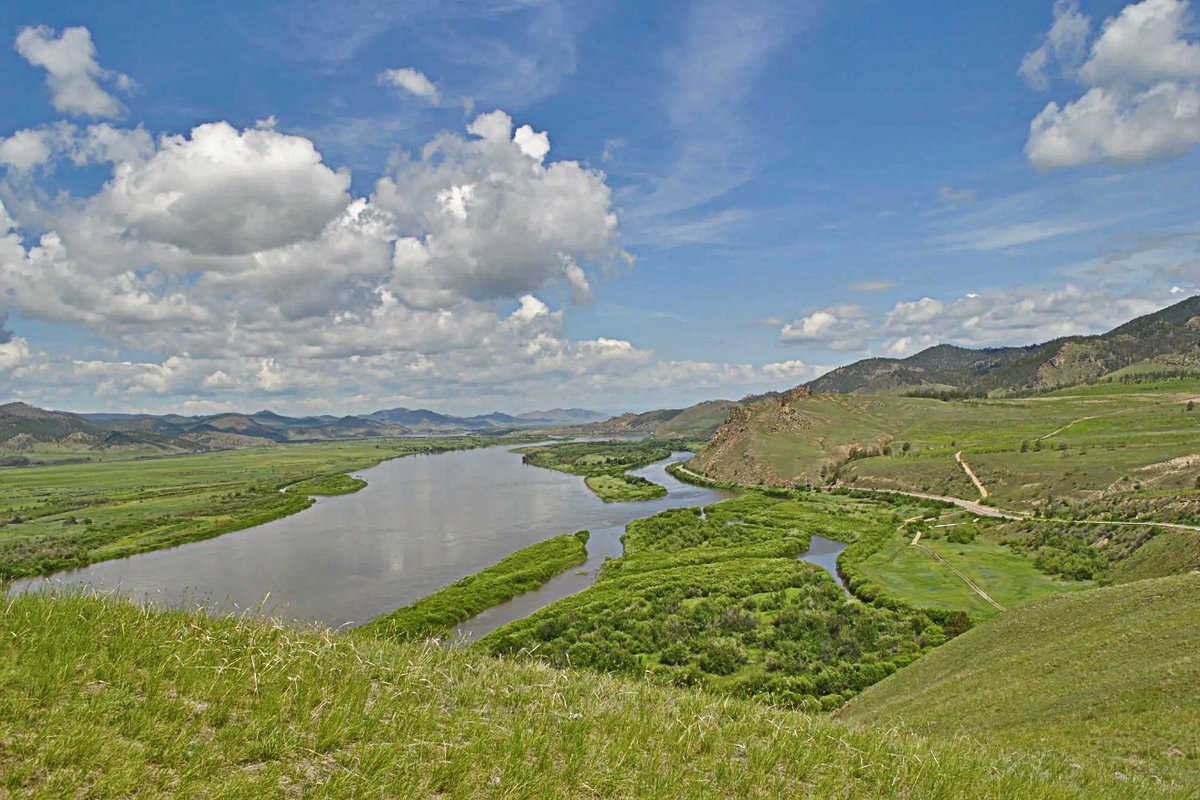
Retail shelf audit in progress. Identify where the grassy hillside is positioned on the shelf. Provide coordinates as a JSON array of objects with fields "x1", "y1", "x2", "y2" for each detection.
[
  {"x1": 0, "y1": 593, "x2": 1161, "y2": 799},
  {"x1": 841, "y1": 572, "x2": 1200, "y2": 790},
  {"x1": 691, "y1": 379, "x2": 1200, "y2": 513},
  {"x1": 588, "y1": 399, "x2": 739, "y2": 438}
]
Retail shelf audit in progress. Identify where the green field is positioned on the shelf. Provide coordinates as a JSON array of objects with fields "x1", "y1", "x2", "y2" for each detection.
[
  {"x1": 360, "y1": 531, "x2": 590, "y2": 640},
  {"x1": 0, "y1": 438, "x2": 503, "y2": 579},
  {"x1": 842, "y1": 572, "x2": 1200, "y2": 791},
  {"x1": 0, "y1": 592, "x2": 1156, "y2": 799},
  {"x1": 854, "y1": 519, "x2": 1092, "y2": 619},
  {"x1": 517, "y1": 440, "x2": 674, "y2": 501}
]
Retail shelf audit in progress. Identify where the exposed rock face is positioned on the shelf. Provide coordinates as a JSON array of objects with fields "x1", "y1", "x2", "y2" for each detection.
[{"x1": 690, "y1": 387, "x2": 824, "y2": 486}]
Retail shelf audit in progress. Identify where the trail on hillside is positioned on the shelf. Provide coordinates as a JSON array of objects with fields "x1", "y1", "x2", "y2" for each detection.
[
  {"x1": 913, "y1": 542, "x2": 1007, "y2": 611},
  {"x1": 954, "y1": 451, "x2": 988, "y2": 499},
  {"x1": 1039, "y1": 408, "x2": 1139, "y2": 440}
]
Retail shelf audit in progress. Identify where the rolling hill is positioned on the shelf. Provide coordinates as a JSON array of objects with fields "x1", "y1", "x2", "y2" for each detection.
[
  {"x1": 806, "y1": 294, "x2": 1200, "y2": 396},
  {"x1": 1, "y1": 401, "x2": 608, "y2": 459},
  {"x1": 840, "y1": 572, "x2": 1200, "y2": 789},
  {"x1": 585, "y1": 399, "x2": 740, "y2": 438}
]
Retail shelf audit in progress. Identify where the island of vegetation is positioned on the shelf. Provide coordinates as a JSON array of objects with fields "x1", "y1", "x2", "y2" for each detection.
[
  {"x1": 359, "y1": 530, "x2": 590, "y2": 640},
  {"x1": 515, "y1": 439, "x2": 677, "y2": 501}
]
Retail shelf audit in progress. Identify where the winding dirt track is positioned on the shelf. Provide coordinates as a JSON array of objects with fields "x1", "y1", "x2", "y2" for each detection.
[
  {"x1": 954, "y1": 451, "x2": 988, "y2": 499},
  {"x1": 913, "y1": 541, "x2": 1007, "y2": 611}
]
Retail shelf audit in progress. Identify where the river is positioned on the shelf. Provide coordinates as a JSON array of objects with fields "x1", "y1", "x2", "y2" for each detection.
[{"x1": 9, "y1": 447, "x2": 731, "y2": 628}]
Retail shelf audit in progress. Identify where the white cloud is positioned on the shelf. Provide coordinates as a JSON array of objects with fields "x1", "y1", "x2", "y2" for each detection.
[
  {"x1": 1020, "y1": 0, "x2": 1091, "y2": 90},
  {"x1": 2, "y1": 108, "x2": 795, "y2": 412},
  {"x1": 1025, "y1": 0, "x2": 1200, "y2": 168},
  {"x1": 104, "y1": 122, "x2": 351, "y2": 256},
  {"x1": 14, "y1": 26, "x2": 130, "y2": 118},
  {"x1": 1082, "y1": 0, "x2": 1200, "y2": 86},
  {"x1": 0, "y1": 128, "x2": 56, "y2": 171},
  {"x1": 777, "y1": 283, "x2": 1179, "y2": 360},
  {"x1": 374, "y1": 110, "x2": 625, "y2": 308},
  {"x1": 513, "y1": 124, "x2": 550, "y2": 162},
  {"x1": 0, "y1": 337, "x2": 32, "y2": 371},
  {"x1": 937, "y1": 218, "x2": 1100, "y2": 250},
  {"x1": 378, "y1": 67, "x2": 440, "y2": 104},
  {"x1": 779, "y1": 305, "x2": 871, "y2": 350}
]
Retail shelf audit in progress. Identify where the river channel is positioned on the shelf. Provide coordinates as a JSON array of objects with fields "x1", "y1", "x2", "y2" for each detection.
[{"x1": 11, "y1": 445, "x2": 850, "y2": 632}]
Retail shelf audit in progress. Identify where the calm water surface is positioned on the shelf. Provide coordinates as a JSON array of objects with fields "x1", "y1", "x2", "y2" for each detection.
[{"x1": 10, "y1": 447, "x2": 730, "y2": 628}]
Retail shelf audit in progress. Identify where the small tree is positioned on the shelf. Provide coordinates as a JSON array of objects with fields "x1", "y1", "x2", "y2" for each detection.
[
  {"x1": 1188, "y1": 400, "x2": 1195, "y2": 412},
  {"x1": 901, "y1": 442, "x2": 912, "y2": 453}
]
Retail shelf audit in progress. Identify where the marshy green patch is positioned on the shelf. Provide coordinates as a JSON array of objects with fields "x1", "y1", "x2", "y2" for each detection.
[{"x1": 480, "y1": 491, "x2": 966, "y2": 710}]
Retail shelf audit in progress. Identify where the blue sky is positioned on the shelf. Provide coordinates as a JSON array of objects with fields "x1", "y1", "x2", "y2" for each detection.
[{"x1": 0, "y1": 0, "x2": 1197, "y2": 415}]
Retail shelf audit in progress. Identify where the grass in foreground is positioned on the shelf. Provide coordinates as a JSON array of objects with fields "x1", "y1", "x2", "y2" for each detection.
[
  {"x1": 360, "y1": 531, "x2": 590, "y2": 640},
  {"x1": 841, "y1": 572, "x2": 1200, "y2": 791},
  {"x1": 0, "y1": 593, "x2": 1157, "y2": 799}
]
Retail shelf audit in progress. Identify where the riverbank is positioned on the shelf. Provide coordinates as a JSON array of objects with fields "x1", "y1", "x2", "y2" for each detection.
[
  {"x1": 359, "y1": 530, "x2": 590, "y2": 640},
  {"x1": 0, "y1": 437, "x2": 512, "y2": 581}
]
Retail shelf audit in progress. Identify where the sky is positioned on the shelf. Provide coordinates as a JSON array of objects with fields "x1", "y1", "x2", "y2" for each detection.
[{"x1": 0, "y1": 0, "x2": 1197, "y2": 416}]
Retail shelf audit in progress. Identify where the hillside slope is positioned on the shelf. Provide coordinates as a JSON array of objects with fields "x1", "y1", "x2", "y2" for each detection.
[
  {"x1": 588, "y1": 399, "x2": 739, "y2": 438},
  {"x1": 841, "y1": 572, "x2": 1200, "y2": 788},
  {"x1": 806, "y1": 294, "x2": 1200, "y2": 396},
  {"x1": 0, "y1": 593, "x2": 1161, "y2": 799}
]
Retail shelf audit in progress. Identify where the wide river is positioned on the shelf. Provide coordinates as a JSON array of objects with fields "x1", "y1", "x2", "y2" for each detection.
[{"x1": 11, "y1": 445, "x2": 736, "y2": 629}]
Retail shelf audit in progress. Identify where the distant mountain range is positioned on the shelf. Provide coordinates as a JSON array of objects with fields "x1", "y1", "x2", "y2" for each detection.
[
  {"x1": 0, "y1": 403, "x2": 608, "y2": 456},
  {"x1": 805, "y1": 295, "x2": 1200, "y2": 396}
]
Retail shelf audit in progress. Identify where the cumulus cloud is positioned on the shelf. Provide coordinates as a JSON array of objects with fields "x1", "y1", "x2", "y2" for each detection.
[
  {"x1": 0, "y1": 123, "x2": 154, "y2": 173},
  {"x1": 374, "y1": 109, "x2": 624, "y2": 308},
  {"x1": 1, "y1": 105, "x2": 799, "y2": 410},
  {"x1": 779, "y1": 305, "x2": 871, "y2": 351},
  {"x1": 1025, "y1": 0, "x2": 1200, "y2": 168},
  {"x1": 100, "y1": 122, "x2": 352, "y2": 256},
  {"x1": 777, "y1": 282, "x2": 1180, "y2": 359},
  {"x1": 14, "y1": 26, "x2": 131, "y2": 118},
  {"x1": 378, "y1": 67, "x2": 440, "y2": 104}
]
